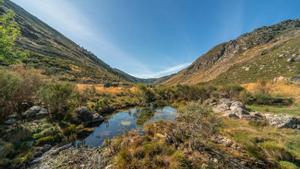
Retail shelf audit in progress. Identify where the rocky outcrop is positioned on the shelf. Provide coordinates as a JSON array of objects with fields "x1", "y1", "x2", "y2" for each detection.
[
  {"x1": 265, "y1": 113, "x2": 300, "y2": 129},
  {"x1": 212, "y1": 99, "x2": 300, "y2": 130},
  {"x1": 212, "y1": 99, "x2": 250, "y2": 119}
]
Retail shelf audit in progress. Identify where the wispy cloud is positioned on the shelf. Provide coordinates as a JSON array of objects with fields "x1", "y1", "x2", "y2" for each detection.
[{"x1": 134, "y1": 62, "x2": 191, "y2": 78}]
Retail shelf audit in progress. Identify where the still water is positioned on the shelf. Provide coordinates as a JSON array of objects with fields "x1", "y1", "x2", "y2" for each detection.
[{"x1": 75, "y1": 106, "x2": 177, "y2": 147}]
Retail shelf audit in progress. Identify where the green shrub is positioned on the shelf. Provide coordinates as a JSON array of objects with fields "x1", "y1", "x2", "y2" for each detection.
[
  {"x1": 38, "y1": 82, "x2": 81, "y2": 118},
  {"x1": 94, "y1": 96, "x2": 114, "y2": 113},
  {"x1": 35, "y1": 135, "x2": 61, "y2": 146},
  {"x1": 32, "y1": 127, "x2": 57, "y2": 140},
  {"x1": 279, "y1": 161, "x2": 298, "y2": 169},
  {"x1": 138, "y1": 84, "x2": 157, "y2": 104},
  {"x1": 153, "y1": 84, "x2": 216, "y2": 103},
  {"x1": 0, "y1": 68, "x2": 44, "y2": 120},
  {"x1": 247, "y1": 92, "x2": 293, "y2": 106},
  {"x1": 62, "y1": 124, "x2": 77, "y2": 137},
  {"x1": 259, "y1": 141, "x2": 294, "y2": 161},
  {"x1": 217, "y1": 84, "x2": 245, "y2": 99},
  {"x1": 136, "y1": 108, "x2": 154, "y2": 126},
  {"x1": 0, "y1": 9, "x2": 27, "y2": 65},
  {"x1": 176, "y1": 102, "x2": 221, "y2": 142},
  {"x1": 12, "y1": 150, "x2": 33, "y2": 168},
  {"x1": 0, "y1": 70, "x2": 23, "y2": 119}
]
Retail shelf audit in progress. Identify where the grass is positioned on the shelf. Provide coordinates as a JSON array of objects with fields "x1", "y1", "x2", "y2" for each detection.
[
  {"x1": 212, "y1": 36, "x2": 300, "y2": 85},
  {"x1": 243, "y1": 82, "x2": 300, "y2": 102},
  {"x1": 222, "y1": 118, "x2": 300, "y2": 166},
  {"x1": 112, "y1": 133, "x2": 185, "y2": 169},
  {"x1": 280, "y1": 161, "x2": 299, "y2": 169},
  {"x1": 248, "y1": 104, "x2": 300, "y2": 116},
  {"x1": 243, "y1": 81, "x2": 300, "y2": 116},
  {"x1": 77, "y1": 83, "x2": 136, "y2": 95}
]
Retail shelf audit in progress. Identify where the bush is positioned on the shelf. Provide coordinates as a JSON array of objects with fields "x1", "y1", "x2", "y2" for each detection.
[
  {"x1": 0, "y1": 70, "x2": 23, "y2": 119},
  {"x1": 279, "y1": 161, "x2": 298, "y2": 169},
  {"x1": 0, "y1": 68, "x2": 43, "y2": 120},
  {"x1": 35, "y1": 135, "x2": 61, "y2": 146},
  {"x1": 259, "y1": 141, "x2": 294, "y2": 161},
  {"x1": 247, "y1": 92, "x2": 293, "y2": 106},
  {"x1": 136, "y1": 108, "x2": 154, "y2": 126},
  {"x1": 153, "y1": 84, "x2": 216, "y2": 103},
  {"x1": 38, "y1": 82, "x2": 81, "y2": 118},
  {"x1": 174, "y1": 102, "x2": 221, "y2": 146},
  {"x1": 0, "y1": 9, "x2": 26, "y2": 65},
  {"x1": 138, "y1": 84, "x2": 157, "y2": 104},
  {"x1": 94, "y1": 96, "x2": 114, "y2": 113},
  {"x1": 217, "y1": 84, "x2": 245, "y2": 99}
]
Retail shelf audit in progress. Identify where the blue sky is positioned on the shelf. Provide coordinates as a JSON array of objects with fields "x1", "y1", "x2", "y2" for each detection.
[{"x1": 11, "y1": 0, "x2": 300, "y2": 78}]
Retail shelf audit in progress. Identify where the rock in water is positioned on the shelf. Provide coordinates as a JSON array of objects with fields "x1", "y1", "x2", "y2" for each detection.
[{"x1": 73, "y1": 107, "x2": 94, "y2": 123}]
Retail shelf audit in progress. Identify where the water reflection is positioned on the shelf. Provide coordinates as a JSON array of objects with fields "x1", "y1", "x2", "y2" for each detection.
[{"x1": 75, "y1": 106, "x2": 176, "y2": 147}]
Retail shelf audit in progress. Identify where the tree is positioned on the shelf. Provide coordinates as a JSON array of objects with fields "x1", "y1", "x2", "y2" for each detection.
[{"x1": 0, "y1": 5, "x2": 25, "y2": 65}]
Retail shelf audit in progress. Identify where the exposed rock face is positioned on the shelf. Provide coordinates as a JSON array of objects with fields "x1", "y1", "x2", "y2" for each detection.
[
  {"x1": 22, "y1": 106, "x2": 49, "y2": 118},
  {"x1": 163, "y1": 19, "x2": 300, "y2": 85},
  {"x1": 213, "y1": 99, "x2": 300, "y2": 130},
  {"x1": 212, "y1": 99, "x2": 250, "y2": 118},
  {"x1": 265, "y1": 113, "x2": 300, "y2": 129}
]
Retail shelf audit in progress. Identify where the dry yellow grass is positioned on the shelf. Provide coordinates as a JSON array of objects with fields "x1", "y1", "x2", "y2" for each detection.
[
  {"x1": 76, "y1": 83, "x2": 137, "y2": 95},
  {"x1": 242, "y1": 82, "x2": 300, "y2": 102}
]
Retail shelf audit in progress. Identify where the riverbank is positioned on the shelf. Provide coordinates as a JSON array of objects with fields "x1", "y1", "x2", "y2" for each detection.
[{"x1": 30, "y1": 100, "x2": 300, "y2": 169}]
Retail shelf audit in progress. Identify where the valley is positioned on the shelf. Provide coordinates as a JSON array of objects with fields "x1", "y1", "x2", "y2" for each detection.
[{"x1": 0, "y1": 0, "x2": 300, "y2": 169}]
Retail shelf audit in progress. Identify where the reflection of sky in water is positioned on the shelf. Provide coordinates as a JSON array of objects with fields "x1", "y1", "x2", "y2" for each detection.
[{"x1": 75, "y1": 106, "x2": 176, "y2": 147}]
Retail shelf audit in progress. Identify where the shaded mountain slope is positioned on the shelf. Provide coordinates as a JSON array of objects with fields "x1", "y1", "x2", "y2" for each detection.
[
  {"x1": 0, "y1": 0, "x2": 139, "y2": 83},
  {"x1": 164, "y1": 19, "x2": 300, "y2": 85}
]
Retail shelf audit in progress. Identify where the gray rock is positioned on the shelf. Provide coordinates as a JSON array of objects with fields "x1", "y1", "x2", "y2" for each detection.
[
  {"x1": 294, "y1": 55, "x2": 300, "y2": 62},
  {"x1": 92, "y1": 113, "x2": 104, "y2": 123},
  {"x1": 73, "y1": 107, "x2": 94, "y2": 123},
  {"x1": 287, "y1": 55, "x2": 300, "y2": 62},
  {"x1": 249, "y1": 112, "x2": 266, "y2": 121},
  {"x1": 22, "y1": 106, "x2": 48, "y2": 118},
  {"x1": 4, "y1": 118, "x2": 16, "y2": 125},
  {"x1": 287, "y1": 57, "x2": 294, "y2": 62},
  {"x1": 36, "y1": 108, "x2": 49, "y2": 118},
  {"x1": 265, "y1": 113, "x2": 300, "y2": 129},
  {"x1": 213, "y1": 99, "x2": 250, "y2": 119},
  {"x1": 212, "y1": 98, "x2": 232, "y2": 113},
  {"x1": 229, "y1": 101, "x2": 250, "y2": 118},
  {"x1": 291, "y1": 76, "x2": 300, "y2": 84}
]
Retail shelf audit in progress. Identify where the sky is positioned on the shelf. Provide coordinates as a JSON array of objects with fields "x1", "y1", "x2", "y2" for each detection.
[{"x1": 11, "y1": 0, "x2": 300, "y2": 78}]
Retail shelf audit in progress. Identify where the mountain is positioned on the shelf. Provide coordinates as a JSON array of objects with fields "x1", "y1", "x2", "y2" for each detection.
[
  {"x1": 0, "y1": 0, "x2": 142, "y2": 84},
  {"x1": 164, "y1": 19, "x2": 300, "y2": 85}
]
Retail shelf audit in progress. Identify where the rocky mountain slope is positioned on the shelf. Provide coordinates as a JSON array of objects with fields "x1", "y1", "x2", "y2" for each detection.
[
  {"x1": 164, "y1": 19, "x2": 300, "y2": 85},
  {"x1": 0, "y1": 0, "x2": 144, "y2": 84}
]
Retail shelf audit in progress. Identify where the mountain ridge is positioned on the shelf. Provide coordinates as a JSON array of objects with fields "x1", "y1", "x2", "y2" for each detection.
[
  {"x1": 1, "y1": 0, "x2": 149, "y2": 84},
  {"x1": 163, "y1": 19, "x2": 300, "y2": 85}
]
